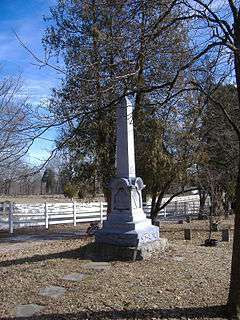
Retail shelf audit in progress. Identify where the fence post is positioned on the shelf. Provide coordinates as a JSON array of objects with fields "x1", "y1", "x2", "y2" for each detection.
[
  {"x1": 100, "y1": 202, "x2": 104, "y2": 224},
  {"x1": 45, "y1": 202, "x2": 49, "y2": 229},
  {"x1": 73, "y1": 201, "x2": 77, "y2": 226},
  {"x1": 3, "y1": 202, "x2": 6, "y2": 215},
  {"x1": 175, "y1": 201, "x2": 178, "y2": 217},
  {"x1": 164, "y1": 206, "x2": 167, "y2": 218},
  {"x1": 184, "y1": 202, "x2": 188, "y2": 215},
  {"x1": 9, "y1": 202, "x2": 13, "y2": 234}
]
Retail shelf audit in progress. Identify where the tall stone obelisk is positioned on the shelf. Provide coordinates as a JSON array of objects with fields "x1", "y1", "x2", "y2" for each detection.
[{"x1": 95, "y1": 97, "x2": 159, "y2": 248}]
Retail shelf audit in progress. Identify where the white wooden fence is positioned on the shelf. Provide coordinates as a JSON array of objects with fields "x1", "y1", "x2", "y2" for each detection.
[
  {"x1": 0, "y1": 202, "x2": 108, "y2": 234},
  {"x1": 144, "y1": 197, "x2": 209, "y2": 220},
  {"x1": 0, "y1": 196, "x2": 205, "y2": 234}
]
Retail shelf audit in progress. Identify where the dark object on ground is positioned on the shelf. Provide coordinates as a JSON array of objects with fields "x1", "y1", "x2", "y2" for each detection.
[
  {"x1": 186, "y1": 216, "x2": 191, "y2": 223},
  {"x1": 86, "y1": 222, "x2": 101, "y2": 236},
  {"x1": 222, "y1": 229, "x2": 231, "y2": 242},
  {"x1": 178, "y1": 220, "x2": 184, "y2": 224},
  {"x1": 198, "y1": 213, "x2": 208, "y2": 220},
  {"x1": 184, "y1": 228, "x2": 192, "y2": 240},
  {"x1": 211, "y1": 223, "x2": 219, "y2": 232},
  {"x1": 204, "y1": 239, "x2": 219, "y2": 247}
]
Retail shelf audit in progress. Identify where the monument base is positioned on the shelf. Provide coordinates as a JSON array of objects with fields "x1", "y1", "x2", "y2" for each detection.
[
  {"x1": 95, "y1": 224, "x2": 160, "y2": 247},
  {"x1": 84, "y1": 239, "x2": 169, "y2": 261}
]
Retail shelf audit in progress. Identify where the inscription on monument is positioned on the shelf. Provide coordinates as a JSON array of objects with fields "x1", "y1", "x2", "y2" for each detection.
[{"x1": 114, "y1": 187, "x2": 130, "y2": 210}]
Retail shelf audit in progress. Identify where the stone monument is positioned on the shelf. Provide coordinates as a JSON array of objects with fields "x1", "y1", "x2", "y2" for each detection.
[{"x1": 93, "y1": 97, "x2": 167, "y2": 260}]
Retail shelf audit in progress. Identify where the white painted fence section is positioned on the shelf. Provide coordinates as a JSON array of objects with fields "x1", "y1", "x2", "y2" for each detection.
[
  {"x1": 0, "y1": 201, "x2": 109, "y2": 234},
  {"x1": 144, "y1": 197, "x2": 209, "y2": 220},
  {"x1": 0, "y1": 195, "x2": 205, "y2": 234}
]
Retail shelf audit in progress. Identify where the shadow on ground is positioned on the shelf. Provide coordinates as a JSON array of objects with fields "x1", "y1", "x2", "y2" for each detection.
[
  {"x1": 0, "y1": 231, "x2": 86, "y2": 243},
  {"x1": 0, "y1": 241, "x2": 108, "y2": 267},
  {"x1": 2, "y1": 305, "x2": 228, "y2": 319}
]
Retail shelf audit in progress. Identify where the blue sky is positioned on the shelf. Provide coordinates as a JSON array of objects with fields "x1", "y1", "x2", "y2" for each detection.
[{"x1": 0, "y1": 0, "x2": 61, "y2": 165}]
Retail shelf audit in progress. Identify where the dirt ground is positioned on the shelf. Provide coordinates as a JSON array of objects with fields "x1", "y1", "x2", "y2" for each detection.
[{"x1": 0, "y1": 218, "x2": 234, "y2": 320}]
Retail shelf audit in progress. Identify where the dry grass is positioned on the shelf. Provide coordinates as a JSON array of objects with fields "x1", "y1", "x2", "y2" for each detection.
[{"x1": 0, "y1": 218, "x2": 234, "y2": 320}]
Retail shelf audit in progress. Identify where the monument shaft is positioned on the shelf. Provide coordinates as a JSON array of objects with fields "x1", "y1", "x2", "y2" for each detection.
[{"x1": 116, "y1": 97, "x2": 136, "y2": 178}]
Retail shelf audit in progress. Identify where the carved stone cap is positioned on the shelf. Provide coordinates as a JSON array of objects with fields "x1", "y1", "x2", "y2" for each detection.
[{"x1": 109, "y1": 177, "x2": 145, "y2": 191}]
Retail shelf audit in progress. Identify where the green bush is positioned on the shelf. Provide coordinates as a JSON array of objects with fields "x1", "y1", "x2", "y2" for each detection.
[{"x1": 63, "y1": 182, "x2": 78, "y2": 199}]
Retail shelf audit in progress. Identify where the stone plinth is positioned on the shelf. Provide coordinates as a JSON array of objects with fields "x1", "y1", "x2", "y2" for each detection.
[{"x1": 85, "y1": 239, "x2": 168, "y2": 261}]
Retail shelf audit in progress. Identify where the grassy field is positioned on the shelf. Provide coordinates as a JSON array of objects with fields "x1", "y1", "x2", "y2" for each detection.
[{"x1": 0, "y1": 218, "x2": 234, "y2": 320}]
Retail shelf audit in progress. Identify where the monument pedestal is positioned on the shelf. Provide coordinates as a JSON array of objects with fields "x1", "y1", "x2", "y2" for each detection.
[
  {"x1": 96, "y1": 225, "x2": 160, "y2": 247},
  {"x1": 95, "y1": 177, "x2": 159, "y2": 246},
  {"x1": 94, "y1": 177, "x2": 167, "y2": 260}
]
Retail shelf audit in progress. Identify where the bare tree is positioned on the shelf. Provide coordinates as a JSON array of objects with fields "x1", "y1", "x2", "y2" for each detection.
[
  {"x1": 0, "y1": 73, "x2": 46, "y2": 194},
  {"x1": 178, "y1": 1, "x2": 240, "y2": 317},
  {"x1": 0, "y1": 76, "x2": 32, "y2": 167}
]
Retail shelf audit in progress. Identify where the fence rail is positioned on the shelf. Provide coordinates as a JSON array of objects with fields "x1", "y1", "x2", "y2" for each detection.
[{"x1": 0, "y1": 196, "x2": 206, "y2": 234}]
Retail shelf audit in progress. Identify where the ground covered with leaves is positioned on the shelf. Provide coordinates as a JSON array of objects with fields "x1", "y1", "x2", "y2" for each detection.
[{"x1": 0, "y1": 218, "x2": 234, "y2": 320}]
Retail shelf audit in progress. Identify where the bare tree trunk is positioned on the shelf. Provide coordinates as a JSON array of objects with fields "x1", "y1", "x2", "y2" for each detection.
[
  {"x1": 208, "y1": 205, "x2": 213, "y2": 241},
  {"x1": 228, "y1": 27, "x2": 240, "y2": 316},
  {"x1": 40, "y1": 181, "x2": 43, "y2": 195},
  {"x1": 228, "y1": 157, "x2": 240, "y2": 317},
  {"x1": 6, "y1": 180, "x2": 11, "y2": 195},
  {"x1": 150, "y1": 192, "x2": 157, "y2": 224},
  {"x1": 223, "y1": 193, "x2": 231, "y2": 218},
  {"x1": 198, "y1": 188, "x2": 207, "y2": 219}
]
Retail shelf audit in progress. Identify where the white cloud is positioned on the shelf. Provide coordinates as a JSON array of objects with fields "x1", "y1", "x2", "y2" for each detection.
[{"x1": 22, "y1": 77, "x2": 58, "y2": 104}]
